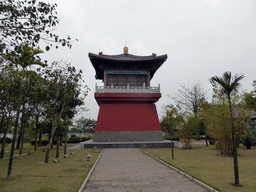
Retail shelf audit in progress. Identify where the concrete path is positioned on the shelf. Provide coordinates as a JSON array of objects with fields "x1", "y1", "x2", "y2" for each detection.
[{"x1": 83, "y1": 148, "x2": 209, "y2": 192}]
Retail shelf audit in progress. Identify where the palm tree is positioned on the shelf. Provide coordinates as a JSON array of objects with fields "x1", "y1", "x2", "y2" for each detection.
[
  {"x1": 5, "y1": 44, "x2": 44, "y2": 180},
  {"x1": 211, "y1": 71, "x2": 244, "y2": 186}
]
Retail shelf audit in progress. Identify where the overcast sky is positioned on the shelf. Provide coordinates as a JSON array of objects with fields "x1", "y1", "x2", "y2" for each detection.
[{"x1": 41, "y1": 0, "x2": 256, "y2": 120}]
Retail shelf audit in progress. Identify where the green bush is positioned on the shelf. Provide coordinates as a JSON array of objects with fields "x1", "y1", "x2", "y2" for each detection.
[
  {"x1": 240, "y1": 134, "x2": 256, "y2": 149},
  {"x1": 42, "y1": 140, "x2": 49, "y2": 146},
  {"x1": 209, "y1": 140, "x2": 215, "y2": 145},
  {"x1": 66, "y1": 136, "x2": 93, "y2": 143},
  {"x1": 163, "y1": 135, "x2": 180, "y2": 141},
  {"x1": 30, "y1": 139, "x2": 37, "y2": 145},
  {"x1": 191, "y1": 135, "x2": 204, "y2": 140},
  {"x1": 81, "y1": 137, "x2": 87, "y2": 141},
  {"x1": 67, "y1": 136, "x2": 80, "y2": 143},
  {"x1": 0, "y1": 137, "x2": 12, "y2": 144},
  {"x1": 52, "y1": 140, "x2": 57, "y2": 145}
]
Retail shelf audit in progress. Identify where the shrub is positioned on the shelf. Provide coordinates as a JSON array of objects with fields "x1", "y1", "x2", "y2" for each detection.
[
  {"x1": 67, "y1": 136, "x2": 80, "y2": 143},
  {"x1": 81, "y1": 137, "x2": 87, "y2": 141},
  {"x1": 240, "y1": 134, "x2": 256, "y2": 149},
  {"x1": 42, "y1": 140, "x2": 49, "y2": 146},
  {"x1": 209, "y1": 140, "x2": 215, "y2": 145},
  {"x1": 191, "y1": 135, "x2": 204, "y2": 140},
  {"x1": 163, "y1": 135, "x2": 180, "y2": 141},
  {"x1": 30, "y1": 139, "x2": 36, "y2": 145},
  {"x1": 0, "y1": 137, "x2": 12, "y2": 144},
  {"x1": 206, "y1": 135, "x2": 215, "y2": 145},
  {"x1": 66, "y1": 136, "x2": 94, "y2": 143},
  {"x1": 52, "y1": 140, "x2": 57, "y2": 145}
]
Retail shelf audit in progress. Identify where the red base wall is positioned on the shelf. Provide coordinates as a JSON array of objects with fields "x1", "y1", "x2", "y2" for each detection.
[{"x1": 95, "y1": 103, "x2": 161, "y2": 132}]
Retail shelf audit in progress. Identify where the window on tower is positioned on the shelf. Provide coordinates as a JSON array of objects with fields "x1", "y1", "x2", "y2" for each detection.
[{"x1": 107, "y1": 74, "x2": 147, "y2": 86}]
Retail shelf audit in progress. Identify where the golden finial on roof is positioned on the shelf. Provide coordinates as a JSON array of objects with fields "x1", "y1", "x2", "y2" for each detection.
[{"x1": 123, "y1": 46, "x2": 128, "y2": 54}]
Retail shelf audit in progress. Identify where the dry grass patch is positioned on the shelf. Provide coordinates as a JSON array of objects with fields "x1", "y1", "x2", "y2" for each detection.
[
  {"x1": 0, "y1": 143, "x2": 101, "y2": 192},
  {"x1": 143, "y1": 145, "x2": 256, "y2": 192}
]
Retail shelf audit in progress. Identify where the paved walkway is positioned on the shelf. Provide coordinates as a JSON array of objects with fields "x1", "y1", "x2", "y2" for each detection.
[{"x1": 83, "y1": 148, "x2": 209, "y2": 192}]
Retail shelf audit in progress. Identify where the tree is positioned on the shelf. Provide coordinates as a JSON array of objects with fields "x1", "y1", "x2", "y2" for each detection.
[
  {"x1": 172, "y1": 83, "x2": 206, "y2": 140},
  {"x1": 244, "y1": 92, "x2": 256, "y2": 110},
  {"x1": 160, "y1": 105, "x2": 183, "y2": 158},
  {"x1": 211, "y1": 71, "x2": 244, "y2": 186},
  {"x1": 72, "y1": 117, "x2": 96, "y2": 134},
  {"x1": 178, "y1": 115, "x2": 200, "y2": 149},
  {"x1": 42, "y1": 61, "x2": 85, "y2": 163},
  {"x1": 0, "y1": 0, "x2": 73, "y2": 53},
  {"x1": 173, "y1": 83, "x2": 206, "y2": 114},
  {"x1": 0, "y1": 65, "x2": 18, "y2": 159},
  {"x1": 1, "y1": 66, "x2": 24, "y2": 156},
  {"x1": 4, "y1": 44, "x2": 44, "y2": 180},
  {"x1": 23, "y1": 70, "x2": 47, "y2": 151},
  {"x1": 63, "y1": 119, "x2": 72, "y2": 155}
]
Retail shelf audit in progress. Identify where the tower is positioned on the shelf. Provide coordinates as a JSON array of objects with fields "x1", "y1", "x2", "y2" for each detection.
[{"x1": 89, "y1": 47, "x2": 167, "y2": 142}]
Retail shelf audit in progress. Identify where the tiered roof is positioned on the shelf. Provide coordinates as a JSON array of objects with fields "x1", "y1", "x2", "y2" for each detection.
[{"x1": 89, "y1": 52, "x2": 167, "y2": 80}]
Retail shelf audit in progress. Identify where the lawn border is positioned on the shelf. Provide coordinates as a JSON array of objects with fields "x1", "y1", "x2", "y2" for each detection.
[
  {"x1": 78, "y1": 149, "x2": 105, "y2": 192},
  {"x1": 140, "y1": 148, "x2": 219, "y2": 192}
]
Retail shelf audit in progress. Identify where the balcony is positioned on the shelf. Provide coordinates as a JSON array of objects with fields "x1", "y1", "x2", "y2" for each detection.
[{"x1": 95, "y1": 83, "x2": 160, "y2": 94}]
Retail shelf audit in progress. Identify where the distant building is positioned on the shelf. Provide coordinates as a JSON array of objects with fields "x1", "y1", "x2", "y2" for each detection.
[{"x1": 89, "y1": 47, "x2": 167, "y2": 142}]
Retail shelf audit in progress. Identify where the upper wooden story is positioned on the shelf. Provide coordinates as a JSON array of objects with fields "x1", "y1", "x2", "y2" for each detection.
[{"x1": 89, "y1": 47, "x2": 167, "y2": 93}]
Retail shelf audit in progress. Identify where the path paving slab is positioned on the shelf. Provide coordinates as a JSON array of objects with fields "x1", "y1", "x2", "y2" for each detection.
[{"x1": 83, "y1": 148, "x2": 210, "y2": 192}]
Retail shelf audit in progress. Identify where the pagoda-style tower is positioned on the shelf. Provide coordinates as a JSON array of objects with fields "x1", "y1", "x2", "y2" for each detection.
[{"x1": 89, "y1": 47, "x2": 167, "y2": 142}]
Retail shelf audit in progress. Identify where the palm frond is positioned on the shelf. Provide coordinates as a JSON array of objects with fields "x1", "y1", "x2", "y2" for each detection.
[{"x1": 211, "y1": 71, "x2": 244, "y2": 96}]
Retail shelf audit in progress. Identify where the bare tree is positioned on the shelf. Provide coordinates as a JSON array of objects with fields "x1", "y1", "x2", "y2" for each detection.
[
  {"x1": 172, "y1": 83, "x2": 207, "y2": 141},
  {"x1": 172, "y1": 83, "x2": 206, "y2": 114}
]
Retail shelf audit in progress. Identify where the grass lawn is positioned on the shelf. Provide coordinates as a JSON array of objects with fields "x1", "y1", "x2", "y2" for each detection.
[
  {"x1": 143, "y1": 145, "x2": 256, "y2": 192},
  {"x1": 0, "y1": 143, "x2": 101, "y2": 192}
]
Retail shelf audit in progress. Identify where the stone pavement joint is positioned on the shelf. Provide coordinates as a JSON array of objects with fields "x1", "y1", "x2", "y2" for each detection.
[{"x1": 82, "y1": 148, "x2": 213, "y2": 192}]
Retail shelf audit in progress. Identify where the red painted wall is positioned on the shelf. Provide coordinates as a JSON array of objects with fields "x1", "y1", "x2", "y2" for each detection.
[{"x1": 95, "y1": 103, "x2": 161, "y2": 132}]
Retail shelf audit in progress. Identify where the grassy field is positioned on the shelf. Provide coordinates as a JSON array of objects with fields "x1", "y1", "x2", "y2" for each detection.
[
  {"x1": 143, "y1": 145, "x2": 256, "y2": 192},
  {"x1": 0, "y1": 143, "x2": 101, "y2": 192}
]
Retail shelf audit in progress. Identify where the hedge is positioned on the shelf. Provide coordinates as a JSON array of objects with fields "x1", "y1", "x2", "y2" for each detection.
[
  {"x1": 67, "y1": 136, "x2": 93, "y2": 143},
  {"x1": 163, "y1": 135, "x2": 180, "y2": 141},
  {"x1": 30, "y1": 139, "x2": 50, "y2": 146},
  {"x1": 29, "y1": 136, "x2": 94, "y2": 145}
]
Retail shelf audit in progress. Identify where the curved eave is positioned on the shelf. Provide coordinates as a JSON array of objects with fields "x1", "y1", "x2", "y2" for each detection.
[{"x1": 88, "y1": 52, "x2": 167, "y2": 80}]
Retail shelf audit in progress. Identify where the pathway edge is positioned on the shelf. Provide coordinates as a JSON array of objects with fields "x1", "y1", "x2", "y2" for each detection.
[
  {"x1": 78, "y1": 149, "x2": 105, "y2": 192},
  {"x1": 139, "y1": 149, "x2": 218, "y2": 192}
]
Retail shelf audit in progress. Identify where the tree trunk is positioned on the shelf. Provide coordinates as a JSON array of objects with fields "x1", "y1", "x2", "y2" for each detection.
[
  {"x1": 45, "y1": 117, "x2": 57, "y2": 163},
  {"x1": 0, "y1": 116, "x2": 9, "y2": 159},
  {"x1": 16, "y1": 103, "x2": 25, "y2": 150},
  {"x1": 0, "y1": 114, "x2": 5, "y2": 133},
  {"x1": 228, "y1": 95, "x2": 240, "y2": 186},
  {"x1": 34, "y1": 116, "x2": 39, "y2": 151},
  {"x1": 19, "y1": 121, "x2": 26, "y2": 155},
  {"x1": 16, "y1": 125, "x2": 22, "y2": 150},
  {"x1": 60, "y1": 135, "x2": 62, "y2": 146},
  {"x1": 38, "y1": 131, "x2": 42, "y2": 146},
  {"x1": 64, "y1": 128, "x2": 67, "y2": 155},
  {"x1": 171, "y1": 131, "x2": 174, "y2": 159},
  {"x1": 45, "y1": 129, "x2": 55, "y2": 163},
  {"x1": 205, "y1": 130, "x2": 208, "y2": 147},
  {"x1": 7, "y1": 73, "x2": 23, "y2": 180},
  {"x1": 51, "y1": 133, "x2": 55, "y2": 149},
  {"x1": 56, "y1": 134, "x2": 59, "y2": 158},
  {"x1": 7, "y1": 107, "x2": 21, "y2": 180}
]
